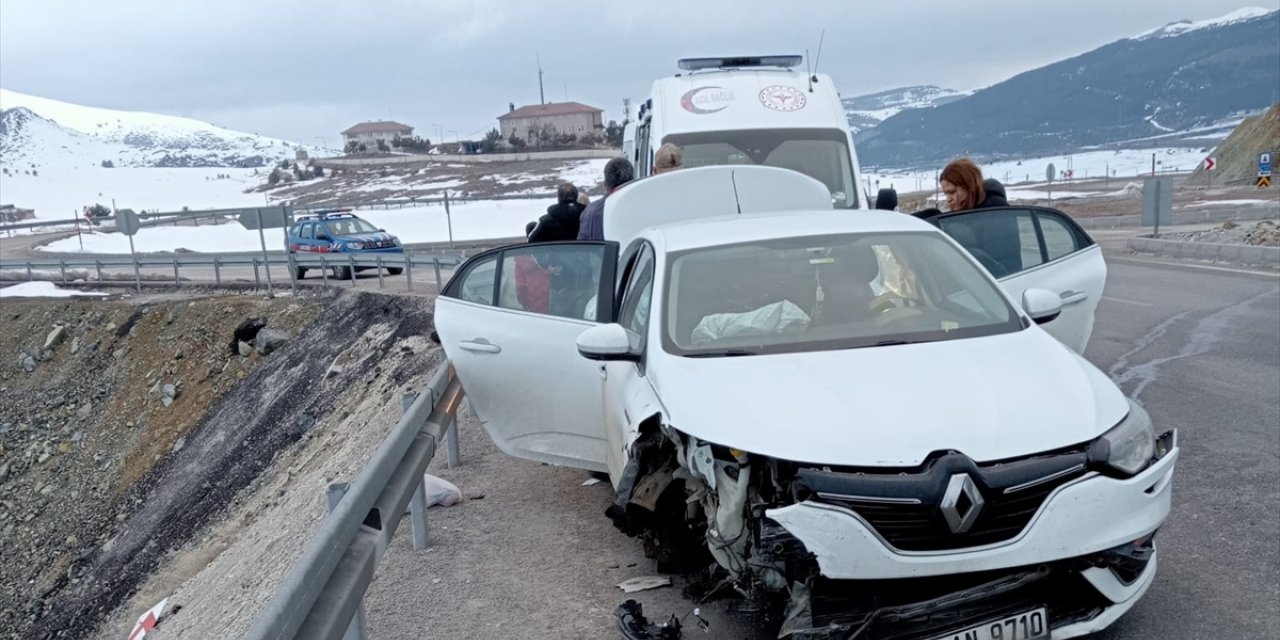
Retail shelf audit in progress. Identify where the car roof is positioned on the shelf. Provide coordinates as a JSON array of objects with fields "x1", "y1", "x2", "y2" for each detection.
[{"x1": 644, "y1": 209, "x2": 943, "y2": 254}]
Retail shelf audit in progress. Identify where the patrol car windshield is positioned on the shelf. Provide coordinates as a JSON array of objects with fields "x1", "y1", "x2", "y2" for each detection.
[
  {"x1": 324, "y1": 218, "x2": 379, "y2": 236},
  {"x1": 664, "y1": 129, "x2": 858, "y2": 208}
]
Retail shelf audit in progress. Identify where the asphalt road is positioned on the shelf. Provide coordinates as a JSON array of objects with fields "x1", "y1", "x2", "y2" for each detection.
[
  {"x1": 361, "y1": 255, "x2": 1280, "y2": 639},
  {"x1": 1083, "y1": 256, "x2": 1279, "y2": 640}
]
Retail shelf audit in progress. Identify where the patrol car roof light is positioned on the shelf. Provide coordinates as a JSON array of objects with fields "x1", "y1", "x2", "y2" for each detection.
[{"x1": 677, "y1": 55, "x2": 804, "y2": 72}]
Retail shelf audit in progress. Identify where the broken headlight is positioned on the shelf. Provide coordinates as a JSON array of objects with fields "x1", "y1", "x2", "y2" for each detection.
[{"x1": 1099, "y1": 400, "x2": 1156, "y2": 476}]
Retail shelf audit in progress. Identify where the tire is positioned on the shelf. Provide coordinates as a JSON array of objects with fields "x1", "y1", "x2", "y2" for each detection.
[
  {"x1": 295, "y1": 267, "x2": 307, "y2": 280},
  {"x1": 333, "y1": 266, "x2": 354, "y2": 280},
  {"x1": 386, "y1": 267, "x2": 404, "y2": 276}
]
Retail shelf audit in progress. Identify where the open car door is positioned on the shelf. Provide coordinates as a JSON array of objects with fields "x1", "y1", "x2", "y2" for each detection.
[
  {"x1": 923, "y1": 206, "x2": 1106, "y2": 353},
  {"x1": 434, "y1": 241, "x2": 618, "y2": 472}
]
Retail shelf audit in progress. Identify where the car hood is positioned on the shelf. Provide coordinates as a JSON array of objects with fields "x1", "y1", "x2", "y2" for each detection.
[
  {"x1": 648, "y1": 327, "x2": 1128, "y2": 467},
  {"x1": 339, "y1": 232, "x2": 395, "y2": 243}
]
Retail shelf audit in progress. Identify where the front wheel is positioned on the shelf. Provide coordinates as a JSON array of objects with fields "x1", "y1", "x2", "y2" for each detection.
[
  {"x1": 386, "y1": 267, "x2": 404, "y2": 275},
  {"x1": 295, "y1": 267, "x2": 307, "y2": 280},
  {"x1": 333, "y1": 265, "x2": 354, "y2": 280}
]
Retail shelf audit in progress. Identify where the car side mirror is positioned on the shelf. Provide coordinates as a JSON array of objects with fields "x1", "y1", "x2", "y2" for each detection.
[
  {"x1": 1022, "y1": 288, "x2": 1063, "y2": 325},
  {"x1": 576, "y1": 324, "x2": 638, "y2": 361}
]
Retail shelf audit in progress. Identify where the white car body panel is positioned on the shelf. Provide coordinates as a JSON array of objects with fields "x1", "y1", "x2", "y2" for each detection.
[
  {"x1": 603, "y1": 164, "x2": 832, "y2": 247},
  {"x1": 434, "y1": 296, "x2": 609, "y2": 472},
  {"x1": 763, "y1": 449, "x2": 1176, "y2": 580},
  {"x1": 1000, "y1": 244, "x2": 1107, "y2": 353},
  {"x1": 646, "y1": 327, "x2": 1127, "y2": 467}
]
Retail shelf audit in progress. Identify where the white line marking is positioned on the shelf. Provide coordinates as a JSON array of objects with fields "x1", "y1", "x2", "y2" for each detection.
[
  {"x1": 1109, "y1": 255, "x2": 1280, "y2": 278},
  {"x1": 1102, "y1": 296, "x2": 1153, "y2": 307}
]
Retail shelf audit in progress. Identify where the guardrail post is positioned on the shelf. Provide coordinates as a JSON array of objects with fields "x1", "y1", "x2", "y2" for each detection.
[
  {"x1": 433, "y1": 258, "x2": 442, "y2": 293},
  {"x1": 446, "y1": 417, "x2": 461, "y2": 468},
  {"x1": 59, "y1": 260, "x2": 67, "y2": 284},
  {"x1": 403, "y1": 392, "x2": 430, "y2": 551},
  {"x1": 376, "y1": 256, "x2": 384, "y2": 289},
  {"x1": 214, "y1": 256, "x2": 221, "y2": 287},
  {"x1": 253, "y1": 258, "x2": 261, "y2": 290},
  {"x1": 326, "y1": 483, "x2": 369, "y2": 640},
  {"x1": 348, "y1": 254, "x2": 356, "y2": 286},
  {"x1": 26, "y1": 263, "x2": 32, "y2": 281},
  {"x1": 173, "y1": 258, "x2": 180, "y2": 285},
  {"x1": 404, "y1": 255, "x2": 414, "y2": 291},
  {"x1": 95, "y1": 260, "x2": 103, "y2": 283}
]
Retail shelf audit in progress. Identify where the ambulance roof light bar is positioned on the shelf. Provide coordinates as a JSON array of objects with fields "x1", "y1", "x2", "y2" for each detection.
[{"x1": 677, "y1": 55, "x2": 804, "y2": 72}]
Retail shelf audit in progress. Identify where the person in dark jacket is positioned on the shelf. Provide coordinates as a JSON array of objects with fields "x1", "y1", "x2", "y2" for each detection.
[
  {"x1": 577, "y1": 157, "x2": 635, "y2": 241},
  {"x1": 976, "y1": 178, "x2": 1009, "y2": 208},
  {"x1": 528, "y1": 183, "x2": 584, "y2": 243}
]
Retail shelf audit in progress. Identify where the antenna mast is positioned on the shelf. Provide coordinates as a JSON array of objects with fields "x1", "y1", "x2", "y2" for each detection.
[
  {"x1": 537, "y1": 52, "x2": 546, "y2": 105},
  {"x1": 813, "y1": 29, "x2": 827, "y2": 81}
]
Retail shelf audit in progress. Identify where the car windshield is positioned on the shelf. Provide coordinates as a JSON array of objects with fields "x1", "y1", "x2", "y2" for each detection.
[
  {"x1": 325, "y1": 218, "x2": 379, "y2": 236},
  {"x1": 662, "y1": 231, "x2": 1023, "y2": 357},
  {"x1": 663, "y1": 128, "x2": 857, "y2": 208}
]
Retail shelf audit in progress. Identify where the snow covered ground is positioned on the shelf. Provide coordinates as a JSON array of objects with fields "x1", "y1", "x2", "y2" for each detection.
[
  {"x1": 0, "y1": 167, "x2": 267, "y2": 221},
  {"x1": 0, "y1": 281, "x2": 108, "y2": 298},
  {"x1": 37, "y1": 198, "x2": 547, "y2": 254},
  {"x1": 864, "y1": 146, "x2": 1209, "y2": 194}
]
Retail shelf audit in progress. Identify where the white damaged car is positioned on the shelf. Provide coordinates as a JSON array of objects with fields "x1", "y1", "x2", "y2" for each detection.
[{"x1": 433, "y1": 166, "x2": 1178, "y2": 639}]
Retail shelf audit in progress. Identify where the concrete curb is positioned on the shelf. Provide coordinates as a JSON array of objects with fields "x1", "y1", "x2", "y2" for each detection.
[
  {"x1": 1128, "y1": 236, "x2": 1280, "y2": 267},
  {"x1": 1078, "y1": 205, "x2": 1278, "y2": 229}
]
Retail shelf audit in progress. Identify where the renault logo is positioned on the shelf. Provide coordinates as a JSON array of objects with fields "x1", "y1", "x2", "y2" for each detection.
[{"x1": 940, "y1": 473, "x2": 985, "y2": 534}]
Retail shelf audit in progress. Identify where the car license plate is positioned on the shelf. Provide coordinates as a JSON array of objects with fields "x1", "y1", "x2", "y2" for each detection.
[{"x1": 926, "y1": 607, "x2": 1049, "y2": 640}]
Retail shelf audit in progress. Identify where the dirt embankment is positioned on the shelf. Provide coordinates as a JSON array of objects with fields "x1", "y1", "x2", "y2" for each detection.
[
  {"x1": 0, "y1": 288, "x2": 440, "y2": 640},
  {"x1": 1187, "y1": 104, "x2": 1280, "y2": 187}
]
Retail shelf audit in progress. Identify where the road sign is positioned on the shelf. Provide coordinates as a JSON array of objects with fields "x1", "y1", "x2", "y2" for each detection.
[
  {"x1": 116, "y1": 208, "x2": 141, "y2": 236},
  {"x1": 1045, "y1": 163, "x2": 1056, "y2": 182},
  {"x1": 236, "y1": 207, "x2": 289, "y2": 230},
  {"x1": 1204, "y1": 157, "x2": 1216, "y2": 171},
  {"x1": 1065, "y1": 169, "x2": 1074, "y2": 179},
  {"x1": 1141, "y1": 177, "x2": 1173, "y2": 233},
  {"x1": 1259, "y1": 175, "x2": 1272, "y2": 188}
]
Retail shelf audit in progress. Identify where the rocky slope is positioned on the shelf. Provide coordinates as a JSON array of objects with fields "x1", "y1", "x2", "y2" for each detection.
[{"x1": 0, "y1": 288, "x2": 439, "y2": 639}]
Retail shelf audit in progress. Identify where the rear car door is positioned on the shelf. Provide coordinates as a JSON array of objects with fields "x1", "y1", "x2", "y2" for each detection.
[
  {"x1": 929, "y1": 207, "x2": 1105, "y2": 353},
  {"x1": 434, "y1": 241, "x2": 618, "y2": 472}
]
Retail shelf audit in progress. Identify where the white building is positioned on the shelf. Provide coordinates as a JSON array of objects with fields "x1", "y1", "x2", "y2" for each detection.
[
  {"x1": 497, "y1": 102, "x2": 604, "y2": 144},
  {"x1": 341, "y1": 121, "x2": 414, "y2": 151}
]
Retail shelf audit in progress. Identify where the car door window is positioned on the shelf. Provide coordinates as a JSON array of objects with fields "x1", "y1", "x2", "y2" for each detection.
[
  {"x1": 938, "y1": 209, "x2": 1043, "y2": 279},
  {"x1": 497, "y1": 244, "x2": 606, "y2": 320},
  {"x1": 456, "y1": 255, "x2": 498, "y2": 305},
  {"x1": 617, "y1": 248, "x2": 655, "y2": 347},
  {"x1": 301, "y1": 223, "x2": 314, "y2": 240},
  {"x1": 1037, "y1": 212, "x2": 1081, "y2": 262}
]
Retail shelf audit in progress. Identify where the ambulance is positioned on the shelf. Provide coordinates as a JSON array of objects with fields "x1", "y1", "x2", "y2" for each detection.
[{"x1": 625, "y1": 55, "x2": 866, "y2": 209}]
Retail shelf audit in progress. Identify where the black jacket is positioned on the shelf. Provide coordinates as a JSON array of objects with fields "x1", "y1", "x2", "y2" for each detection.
[
  {"x1": 976, "y1": 178, "x2": 1009, "y2": 209},
  {"x1": 528, "y1": 202, "x2": 583, "y2": 243}
]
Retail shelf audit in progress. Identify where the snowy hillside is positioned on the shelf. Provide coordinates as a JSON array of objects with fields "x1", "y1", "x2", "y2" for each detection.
[
  {"x1": 842, "y1": 86, "x2": 971, "y2": 133},
  {"x1": 1131, "y1": 6, "x2": 1274, "y2": 39},
  {"x1": 0, "y1": 89, "x2": 322, "y2": 170}
]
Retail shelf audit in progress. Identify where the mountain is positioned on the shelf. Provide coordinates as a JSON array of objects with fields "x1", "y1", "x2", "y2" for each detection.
[
  {"x1": 855, "y1": 7, "x2": 1280, "y2": 168},
  {"x1": 842, "y1": 86, "x2": 970, "y2": 133},
  {"x1": 0, "y1": 89, "x2": 315, "y2": 169}
]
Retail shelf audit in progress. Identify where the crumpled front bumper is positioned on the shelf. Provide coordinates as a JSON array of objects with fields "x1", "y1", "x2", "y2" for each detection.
[{"x1": 765, "y1": 445, "x2": 1177, "y2": 580}]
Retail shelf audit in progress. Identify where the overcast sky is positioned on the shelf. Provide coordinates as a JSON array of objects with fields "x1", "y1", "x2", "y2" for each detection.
[{"x1": 2, "y1": 0, "x2": 1276, "y2": 145}]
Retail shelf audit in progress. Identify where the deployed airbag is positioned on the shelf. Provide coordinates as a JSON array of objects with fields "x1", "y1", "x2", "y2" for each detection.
[{"x1": 691, "y1": 300, "x2": 810, "y2": 345}]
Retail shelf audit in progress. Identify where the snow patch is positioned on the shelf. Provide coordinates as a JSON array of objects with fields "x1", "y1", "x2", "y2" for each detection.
[
  {"x1": 1131, "y1": 6, "x2": 1274, "y2": 40},
  {"x1": 0, "y1": 281, "x2": 109, "y2": 298}
]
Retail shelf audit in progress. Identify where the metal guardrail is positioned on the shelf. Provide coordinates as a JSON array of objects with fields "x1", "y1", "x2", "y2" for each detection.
[
  {"x1": 245, "y1": 361, "x2": 464, "y2": 640},
  {"x1": 0, "y1": 251, "x2": 464, "y2": 294}
]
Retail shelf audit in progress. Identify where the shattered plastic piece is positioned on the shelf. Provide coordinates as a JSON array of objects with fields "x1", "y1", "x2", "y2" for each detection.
[
  {"x1": 583, "y1": 477, "x2": 604, "y2": 486},
  {"x1": 421, "y1": 473, "x2": 461, "y2": 507},
  {"x1": 615, "y1": 599, "x2": 683, "y2": 640},
  {"x1": 126, "y1": 597, "x2": 168, "y2": 640},
  {"x1": 617, "y1": 576, "x2": 672, "y2": 593}
]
